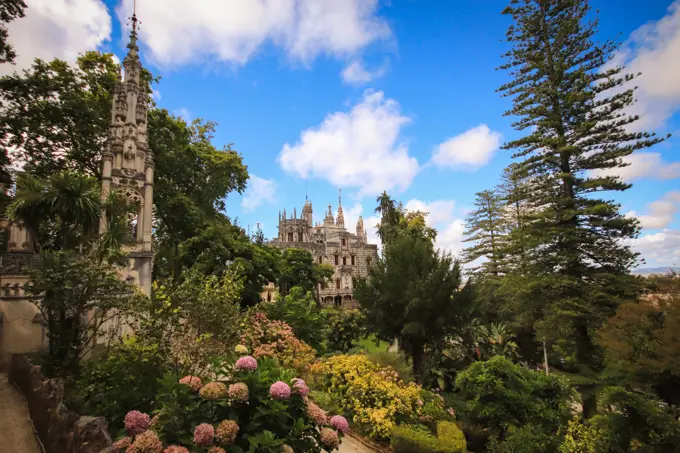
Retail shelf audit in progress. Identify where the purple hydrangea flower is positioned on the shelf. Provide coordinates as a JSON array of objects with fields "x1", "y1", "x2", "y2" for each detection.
[
  {"x1": 234, "y1": 356, "x2": 258, "y2": 371},
  {"x1": 292, "y1": 379, "x2": 309, "y2": 397},
  {"x1": 330, "y1": 415, "x2": 349, "y2": 433},
  {"x1": 270, "y1": 381, "x2": 292, "y2": 399},
  {"x1": 194, "y1": 423, "x2": 215, "y2": 447}
]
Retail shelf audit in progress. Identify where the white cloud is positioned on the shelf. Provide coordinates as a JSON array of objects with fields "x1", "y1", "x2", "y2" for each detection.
[
  {"x1": 151, "y1": 88, "x2": 162, "y2": 102},
  {"x1": 404, "y1": 198, "x2": 465, "y2": 257},
  {"x1": 1, "y1": 0, "x2": 111, "y2": 75},
  {"x1": 341, "y1": 59, "x2": 387, "y2": 85},
  {"x1": 278, "y1": 90, "x2": 419, "y2": 196},
  {"x1": 241, "y1": 175, "x2": 278, "y2": 212},
  {"x1": 629, "y1": 229, "x2": 680, "y2": 266},
  {"x1": 116, "y1": 0, "x2": 391, "y2": 68},
  {"x1": 591, "y1": 152, "x2": 680, "y2": 182},
  {"x1": 431, "y1": 124, "x2": 502, "y2": 171},
  {"x1": 608, "y1": 1, "x2": 680, "y2": 131},
  {"x1": 628, "y1": 191, "x2": 680, "y2": 230},
  {"x1": 173, "y1": 108, "x2": 191, "y2": 122}
]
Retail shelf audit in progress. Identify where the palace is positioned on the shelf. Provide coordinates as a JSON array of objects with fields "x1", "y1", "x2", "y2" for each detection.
[{"x1": 269, "y1": 194, "x2": 378, "y2": 307}]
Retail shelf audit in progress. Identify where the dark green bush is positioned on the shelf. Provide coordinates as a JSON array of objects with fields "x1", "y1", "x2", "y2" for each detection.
[
  {"x1": 326, "y1": 309, "x2": 365, "y2": 353},
  {"x1": 72, "y1": 337, "x2": 167, "y2": 435},
  {"x1": 391, "y1": 421, "x2": 467, "y2": 453}
]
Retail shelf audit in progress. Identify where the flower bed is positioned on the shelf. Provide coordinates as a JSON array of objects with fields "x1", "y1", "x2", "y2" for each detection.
[{"x1": 112, "y1": 353, "x2": 346, "y2": 452}]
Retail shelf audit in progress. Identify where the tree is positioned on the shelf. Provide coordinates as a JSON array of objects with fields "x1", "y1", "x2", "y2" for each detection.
[
  {"x1": 597, "y1": 275, "x2": 680, "y2": 408},
  {"x1": 354, "y1": 231, "x2": 472, "y2": 382},
  {"x1": 8, "y1": 171, "x2": 102, "y2": 251},
  {"x1": 278, "y1": 248, "x2": 334, "y2": 298},
  {"x1": 26, "y1": 251, "x2": 141, "y2": 376},
  {"x1": 462, "y1": 189, "x2": 507, "y2": 276},
  {"x1": 0, "y1": 0, "x2": 26, "y2": 65},
  {"x1": 498, "y1": 0, "x2": 665, "y2": 415}
]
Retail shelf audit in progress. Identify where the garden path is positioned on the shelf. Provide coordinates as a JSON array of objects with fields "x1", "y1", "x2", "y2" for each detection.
[
  {"x1": 0, "y1": 373, "x2": 42, "y2": 453},
  {"x1": 334, "y1": 434, "x2": 376, "y2": 453}
]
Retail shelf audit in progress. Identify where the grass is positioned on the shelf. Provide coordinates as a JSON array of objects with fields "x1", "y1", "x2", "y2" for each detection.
[{"x1": 357, "y1": 335, "x2": 391, "y2": 353}]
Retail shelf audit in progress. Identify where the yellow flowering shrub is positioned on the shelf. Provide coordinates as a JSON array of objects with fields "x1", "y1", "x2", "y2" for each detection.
[{"x1": 314, "y1": 354, "x2": 422, "y2": 440}]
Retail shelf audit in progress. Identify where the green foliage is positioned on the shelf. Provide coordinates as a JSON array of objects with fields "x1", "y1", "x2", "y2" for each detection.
[
  {"x1": 72, "y1": 337, "x2": 167, "y2": 435},
  {"x1": 487, "y1": 424, "x2": 562, "y2": 453},
  {"x1": 260, "y1": 286, "x2": 328, "y2": 351},
  {"x1": 0, "y1": 0, "x2": 26, "y2": 64},
  {"x1": 152, "y1": 356, "x2": 342, "y2": 452},
  {"x1": 462, "y1": 189, "x2": 507, "y2": 276},
  {"x1": 26, "y1": 251, "x2": 142, "y2": 376},
  {"x1": 354, "y1": 229, "x2": 474, "y2": 381},
  {"x1": 366, "y1": 351, "x2": 414, "y2": 383},
  {"x1": 391, "y1": 421, "x2": 466, "y2": 453},
  {"x1": 454, "y1": 356, "x2": 573, "y2": 443},
  {"x1": 277, "y1": 248, "x2": 334, "y2": 298},
  {"x1": 326, "y1": 309, "x2": 365, "y2": 353},
  {"x1": 560, "y1": 387, "x2": 680, "y2": 453},
  {"x1": 597, "y1": 276, "x2": 680, "y2": 407}
]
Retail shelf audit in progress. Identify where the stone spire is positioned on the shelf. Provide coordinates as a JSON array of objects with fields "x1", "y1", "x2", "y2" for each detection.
[
  {"x1": 356, "y1": 216, "x2": 367, "y2": 243},
  {"x1": 336, "y1": 189, "x2": 344, "y2": 227},
  {"x1": 302, "y1": 196, "x2": 313, "y2": 227},
  {"x1": 99, "y1": 6, "x2": 154, "y2": 296},
  {"x1": 324, "y1": 203, "x2": 334, "y2": 225}
]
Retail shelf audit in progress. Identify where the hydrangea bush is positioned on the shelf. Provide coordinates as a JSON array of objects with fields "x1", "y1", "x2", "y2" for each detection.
[
  {"x1": 113, "y1": 356, "x2": 344, "y2": 452},
  {"x1": 239, "y1": 312, "x2": 316, "y2": 371}
]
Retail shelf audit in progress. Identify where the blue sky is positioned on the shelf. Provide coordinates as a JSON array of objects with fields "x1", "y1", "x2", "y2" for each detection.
[{"x1": 7, "y1": 0, "x2": 680, "y2": 267}]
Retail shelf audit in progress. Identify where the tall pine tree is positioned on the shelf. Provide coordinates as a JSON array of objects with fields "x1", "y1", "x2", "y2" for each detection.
[
  {"x1": 462, "y1": 189, "x2": 507, "y2": 276},
  {"x1": 499, "y1": 0, "x2": 666, "y2": 416}
]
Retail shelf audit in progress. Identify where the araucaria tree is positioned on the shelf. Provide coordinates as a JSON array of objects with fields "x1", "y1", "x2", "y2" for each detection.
[
  {"x1": 462, "y1": 189, "x2": 506, "y2": 276},
  {"x1": 499, "y1": 0, "x2": 666, "y2": 416}
]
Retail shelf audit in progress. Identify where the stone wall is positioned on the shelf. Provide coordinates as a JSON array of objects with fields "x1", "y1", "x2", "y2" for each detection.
[{"x1": 8, "y1": 354, "x2": 113, "y2": 453}]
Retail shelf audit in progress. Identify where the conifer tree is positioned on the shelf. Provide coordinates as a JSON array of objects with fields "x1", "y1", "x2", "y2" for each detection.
[
  {"x1": 499, "y1": 0, "x2": 667, "y2": 416},
  {"x1": 462, "y1": 189, "x2": 507, "y2": 276}
]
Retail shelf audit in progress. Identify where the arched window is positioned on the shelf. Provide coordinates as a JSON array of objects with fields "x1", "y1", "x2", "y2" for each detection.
[
  {"x1": 287, "y1": 232, "x2": 294, "y2": 242},
  {"x1": 342, "y1": 256, "x2": 347, "y2": 265},
  {"x1": 334, "y1": 255, "x2": 339, "y2": 265},
  {"x1": 298, "y1": 232, "x2": 303, "y2": 241}
]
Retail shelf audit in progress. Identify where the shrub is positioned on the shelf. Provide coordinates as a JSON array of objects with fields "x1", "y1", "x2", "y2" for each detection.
[
  {"x1": 113, "y1": 356, "x2": 345, "y2": 452},
  {"x1": 72, "y1": 337, "x2": 167, "y2": 435},
  {"x1": 454, "y1": 356, "x2": 573, "y2": 440},
  {"x1": 240, "y1": 311, "x2": 316, "y2": 371},
  {"x1": 260, "y1": 286, "x2": 328, "y2": 351},
  {"x1": 366, "y1": 350, "x2": 414, "y2": 383},
  {"x1": 326, "y1": 309, "x2": 365, "y2": 353},
  {"x1": 391, "y1": 421, "x2": 466, "y2": 453},
  {"x1": 312, "y1": 354, "x2": 422, "y2": 440}
]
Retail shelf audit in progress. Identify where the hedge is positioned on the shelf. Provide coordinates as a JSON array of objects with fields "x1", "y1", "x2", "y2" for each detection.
[{"x1": 391, "y1": 421, "x2": 467, "y2": 453}]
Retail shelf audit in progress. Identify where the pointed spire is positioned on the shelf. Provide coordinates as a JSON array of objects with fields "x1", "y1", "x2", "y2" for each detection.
[
  {"x1": 336, "y1": 189, "x2": 345, "y2": 228},
  {"x1": 324, "y1": 203, "x2": 334, "y2": 225},
  {"x1": 294, "y1": 207, "x2": 297, "y2": 219}
]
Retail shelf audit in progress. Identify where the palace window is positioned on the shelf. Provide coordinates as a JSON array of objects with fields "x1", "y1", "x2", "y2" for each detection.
[
  {"x1": 334, "y1": 255, "x2": 339, "y2": 265},
  {"x1": 287, "y1": 232, "x2": 293, "y2": 242},
  {"x1": 318, "y1": 256, "x2": 323, "y2": 264},
  {"x1": 298, "y1": 232, "x2": 303, "y2": 241},
  {"x1": 351, "y1": 255, "x2": 355, "y2": 265},
  {"x1": 342, "y1": 256, "x2": 347, "y2": 265},
  {"x1": 367, "y1": 257, "x2": 372, "y2": 267},
  {"x1": 342, "y1": 238, "x2": 347, "y2": 246},
  {"x1": 335, "y1": 279, "x2": 341, "y2": 289}
]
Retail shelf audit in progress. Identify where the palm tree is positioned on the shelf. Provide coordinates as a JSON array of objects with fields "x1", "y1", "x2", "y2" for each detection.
[{"x1": 8, "y1": 171, "x2": 102, "y2": 251}]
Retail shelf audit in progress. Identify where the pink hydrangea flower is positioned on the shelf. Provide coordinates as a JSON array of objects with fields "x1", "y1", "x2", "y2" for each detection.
[
  {"x1": 228, "y1": 383, "x2": 249, "y2": 402},
  {"x1": 269, "y1": 381, "x2": 291, "y2": 399},
  {"x1": 292, "y1": 379, "x2": 309, "y2": 397},
  {"x1": 124, "y1": 411, "x2": 150, "y2": 436},
  {"x1": 112, "y1": 436, "x2": 132, "y2": 451},
  {"x1": 149, "y1": 413, "x2": 161, "y2": 428},
  {"x1": 199, "y1": 382, "x2": 228, "y2": 400},
  {"x1": 306, "y1": 401, "x2": 327, "y2": 426},
  {"x1": 127, "y1": 430, "x2": 163, "y2": 453},
  {"x1": 329, "y1": 415, "x2": 349, "y2": 433},
  {"x1": 208, "y1": 448, "x2": 227, "y2": 453},
  {"x1": 194, "y1": 423, "x2": 215, "y2": 447},
  {"x1": 215, "y1": 420, "x2": 239, "y2": 445},
  {"x1": 320, "y1": 428, "x2": 340, "y2": 450},
  {"x1": 234, "y1": 356, "x2": 258, "y2": 371},
  {"x1": 417, "y1": 399, "x2": 424, "y2": 406},
  {"x1": 179, "y1": 376, "x2": 203, "y2": 392},
  {"x1": 163, "y1": 447, "x2": 190, "y2": 453}
]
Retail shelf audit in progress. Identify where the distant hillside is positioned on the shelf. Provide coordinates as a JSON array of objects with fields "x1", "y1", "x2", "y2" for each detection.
[{"x1": 631, "y1": 267, "x2": 679, "y2": 276}]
